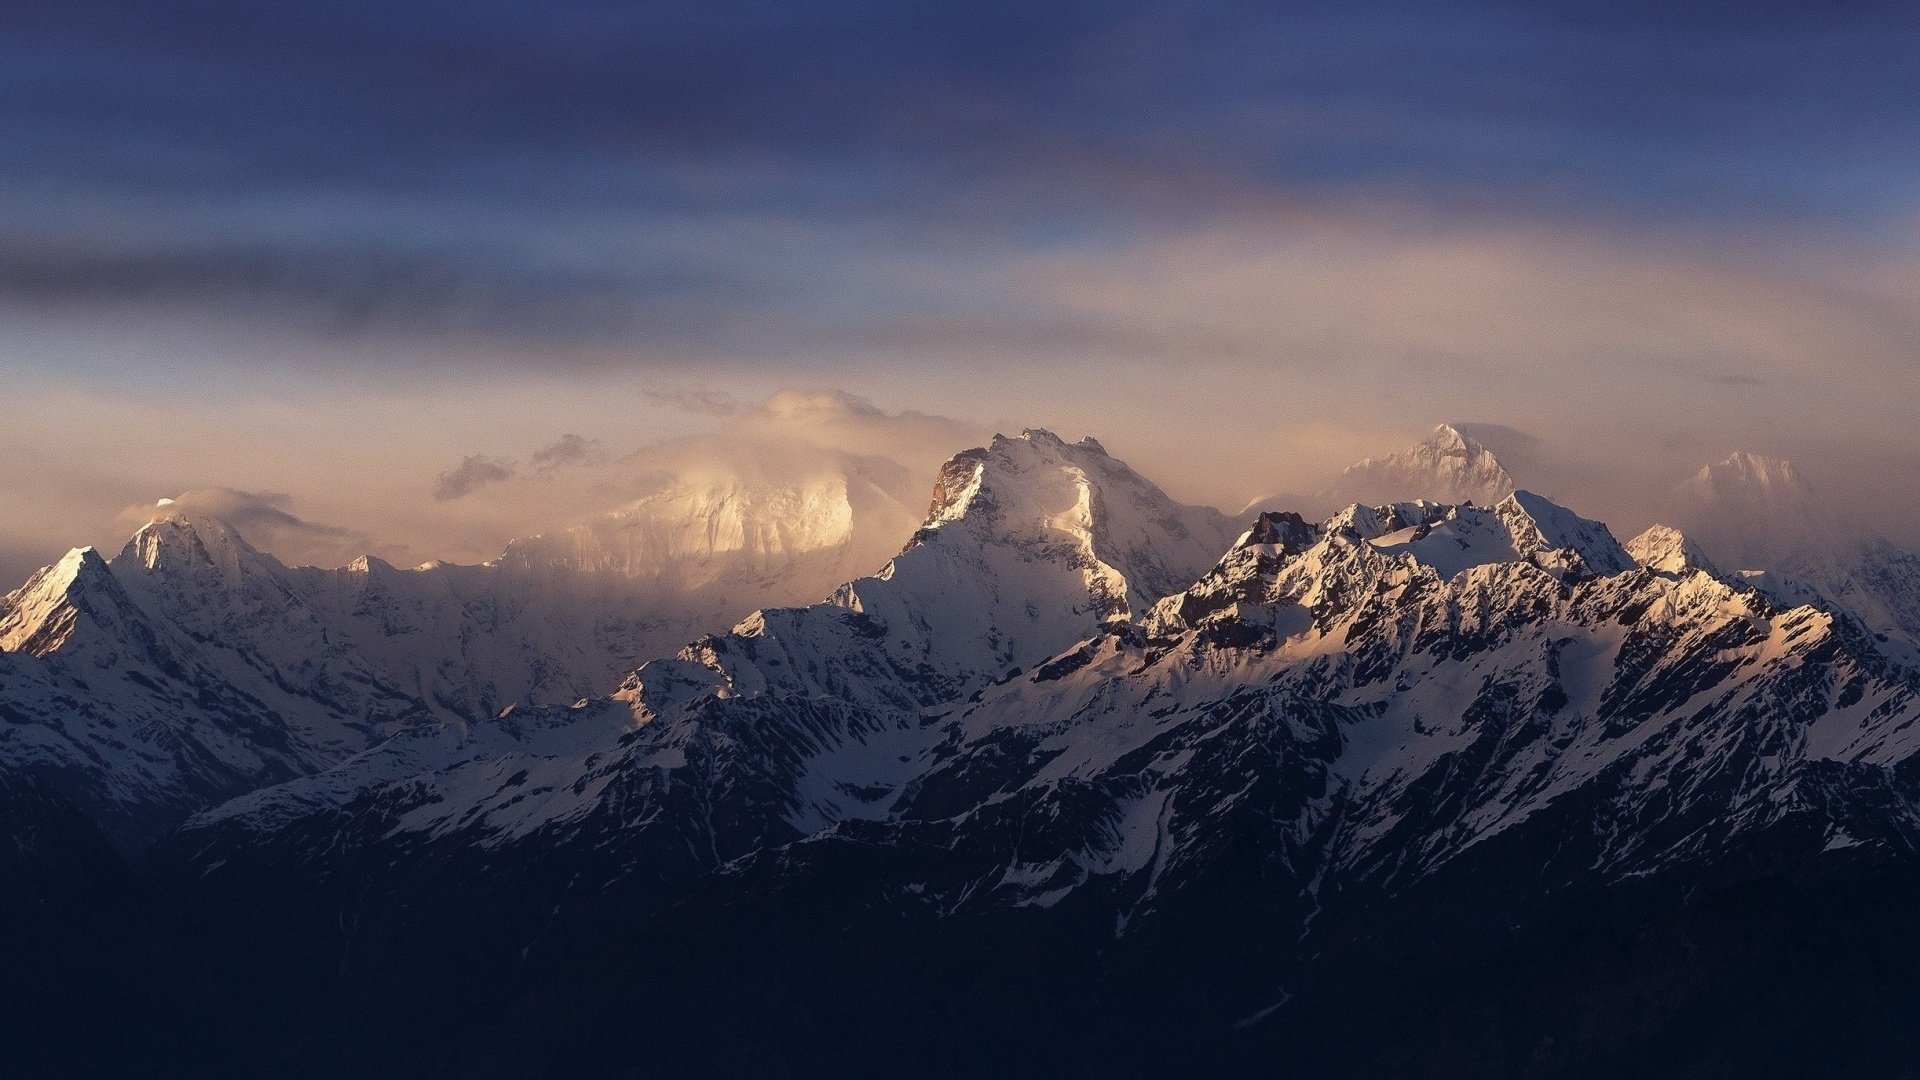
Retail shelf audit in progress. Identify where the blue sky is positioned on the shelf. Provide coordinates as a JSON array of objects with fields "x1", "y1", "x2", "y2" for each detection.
[{"x1": 2, "y1": 1, "x2": 1917, "y2": 575}]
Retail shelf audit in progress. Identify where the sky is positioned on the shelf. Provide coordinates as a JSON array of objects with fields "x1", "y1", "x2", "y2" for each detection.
[{"x1": 3, "y1": 1, "x2": 1918, "y2": 582}]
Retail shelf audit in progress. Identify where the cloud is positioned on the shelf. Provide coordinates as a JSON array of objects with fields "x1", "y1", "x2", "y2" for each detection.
[
  {"x1": 1013, "y1": 211, "x2": 1920, "y2": 419},
  {"x1": 529, "y1": 434, "x2": 605, "y2": 475},
  {"x1": 10, "y1": 0, "x2": 1916, "y2": 378},
  {"x1": 0, "y1": 232, "x2": 703, "y2": 346},
  {"x1": 431, "y1": 435, "x2": 609, "y2": 502},
  {"x1": 115, "y1": 487, "x2": 405, "y2": 568},
  {"x1": 643, "y1": 387, "x2": 740, "y2": 416},
  {"x1": 1450, "y1": 422, "x2": 1544, "y2": 458},
  {"x1": 432, "y1": 456, "x2": 517, "y2": 501},
  {"x1": 742, "y1": 389, "x2": 986, "y2": 471}
]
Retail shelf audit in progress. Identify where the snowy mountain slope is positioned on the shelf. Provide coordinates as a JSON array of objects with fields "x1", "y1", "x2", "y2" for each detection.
[
  {"x1": 0, "y1": 543, "x2": 323, "y2": 847},
  {"x1": 835, "y1": 498, "x2": 1914, "y2": 919},
  {"x1": 176, "y1": 429, "x2": 1244, "y2": 866},
  {"x1": 173, "y1": 478, "x2": 1920, "y2": 965},
  {"x1": 45, "y1": 434, "x2": 1920, "y2": 1079},
  {"x1": 1665, "y1": 452, "x2": 1822, "y2": 570},
  {"x1": 0, "y1": 457, "x2": 927, "y2": 849}
]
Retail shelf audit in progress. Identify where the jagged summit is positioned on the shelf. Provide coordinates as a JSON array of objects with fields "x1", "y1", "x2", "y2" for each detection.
[
  {"x1": 1328, "y1": 423, "x2": 1517, "y2": 508},
  {"x1": 905, "y1": 428, "x2": 1237, "y2": 615},
  {"x1": 1318, "y1": 491, "x2": 1628, "y2": 576},
  {"x1": 344, "y1": 553, "x2": 396, "y2": 575},
  {"x1": 1496, "y1": 489, "x2": 1635, "y2": 576},
  {"x1": 1663, "y1": 450, "x2": 1832, "y2": 570},
  {"x1": 1180, "y1": 491, "x2": 1632, "y2": 627},
  {"x1": 1430, "y1": 422, "x2": 1470, "y2": 452},
  {"x1": 1241, "y1": 510, "x2": 1318, "y2": 552},
  {"x1": 1693, "y1": 452, "x2": 1812, "y2": 499},
  {"x1": 1671, "y1": 451, "x2": 1819, "y2": 518}
]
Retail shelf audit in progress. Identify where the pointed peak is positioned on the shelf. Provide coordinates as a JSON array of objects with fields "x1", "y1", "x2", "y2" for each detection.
[
  {"x1": 0, "y1": 547, "x2": 127, "y2": 656},
  {"x1": 933, "y1": 430, "x2": 1139, "y2": 525},
  {"x1": 1663, "y1": 452, "x2": 1834, "y2": 572},
  {"x1": 1626, "y1": 524, "x2": 1720, "y2": 576},
  {"x1": 58, "y1": 544, "x2": 101, "y2": 567},
  {"x1": 1495, "y1": 488, "x2": 1555, "y2": 516},
  {"x1": 1429, "y1": 423, "x2": 1473, "y2": 451},
  {"x1": 29, "y1": 546, "x2": 112, "y2": 593},
  {"x1": 117, "y1": 512, "x2": 264, "y2": 578},
  {"x1": 1495, "y1": 490, "x2": 1633, "y2": 576},
  {"x1": 1332, "y1": 424, "x2": 1516, "y2": 508}
]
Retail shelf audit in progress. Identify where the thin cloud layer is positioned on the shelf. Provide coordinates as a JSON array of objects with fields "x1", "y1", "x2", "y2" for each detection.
[
  {"x1": 115, "y1": 488, "x2": 412, "y2": 569},
  {"x1": 642, "y1": 387, "x2": 741, "y2": 417},
  {"x1": 742, "y1": 389, "x2": 986, "y2": 472}
]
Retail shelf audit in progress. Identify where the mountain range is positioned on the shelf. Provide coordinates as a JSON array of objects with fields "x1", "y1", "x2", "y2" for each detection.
[{"x1": 6, "y1": 423, "x2": 1920, "y2": 1079}]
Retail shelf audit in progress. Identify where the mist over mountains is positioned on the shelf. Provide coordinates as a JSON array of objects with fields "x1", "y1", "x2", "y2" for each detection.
[
  {"x1": 6, "y1": 418, "x2": 1920, "y2": 1077},
  {"x1": 8, "y1": 4, "x2": 1919, "y2": 1075}
]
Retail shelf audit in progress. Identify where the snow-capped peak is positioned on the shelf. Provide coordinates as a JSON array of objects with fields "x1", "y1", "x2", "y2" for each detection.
[
  {"x1": 1494, "y1": 490, "x2": 1635, "y2": 576},
  {"x1": 903, "y1": 429, "x2": 1237, "y2": 615},
  {"x1": 1669, "y1": 452, "x2": 1823, "y2": 530},
  {"x1": 1662, "y1": 451, "x2": 1836, "y2": 572},
  {"x1": 1625, "y1": 524, "x2": 1720, "y2": 576},
  {"x1": 1319, "y1": 491, "x2": 1628, "y2": 581},
  {"x1": 1329, "y1": 423, "x2": 1517, "y2": 508},
  {"x1": 1693, "y1": 452, "x2": 1812, "y2": 501},
  {"x1": 0, "y1": 546, "x2": 119, "y2": 656},
  {"x1": 620, "y1": 431, "x2": 1240, "y2": 719},
  {"x1": 1429, "y1": 421, "x2": 1470, "y2": 453},
  {"x1": 119, "y1": 512, "x2": 264, "y2": 583}
]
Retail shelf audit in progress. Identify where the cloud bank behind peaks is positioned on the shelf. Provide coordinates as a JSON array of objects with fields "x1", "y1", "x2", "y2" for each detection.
[
  {"x1": 740, "y1": 389, "x2": 986, "y2": 472},
  {"x1": 398, "y1": 390, "x2": 987, "y2": 577},
  {"x1": 633, "y1": 386, "x2": 986, "y2": 469}
]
